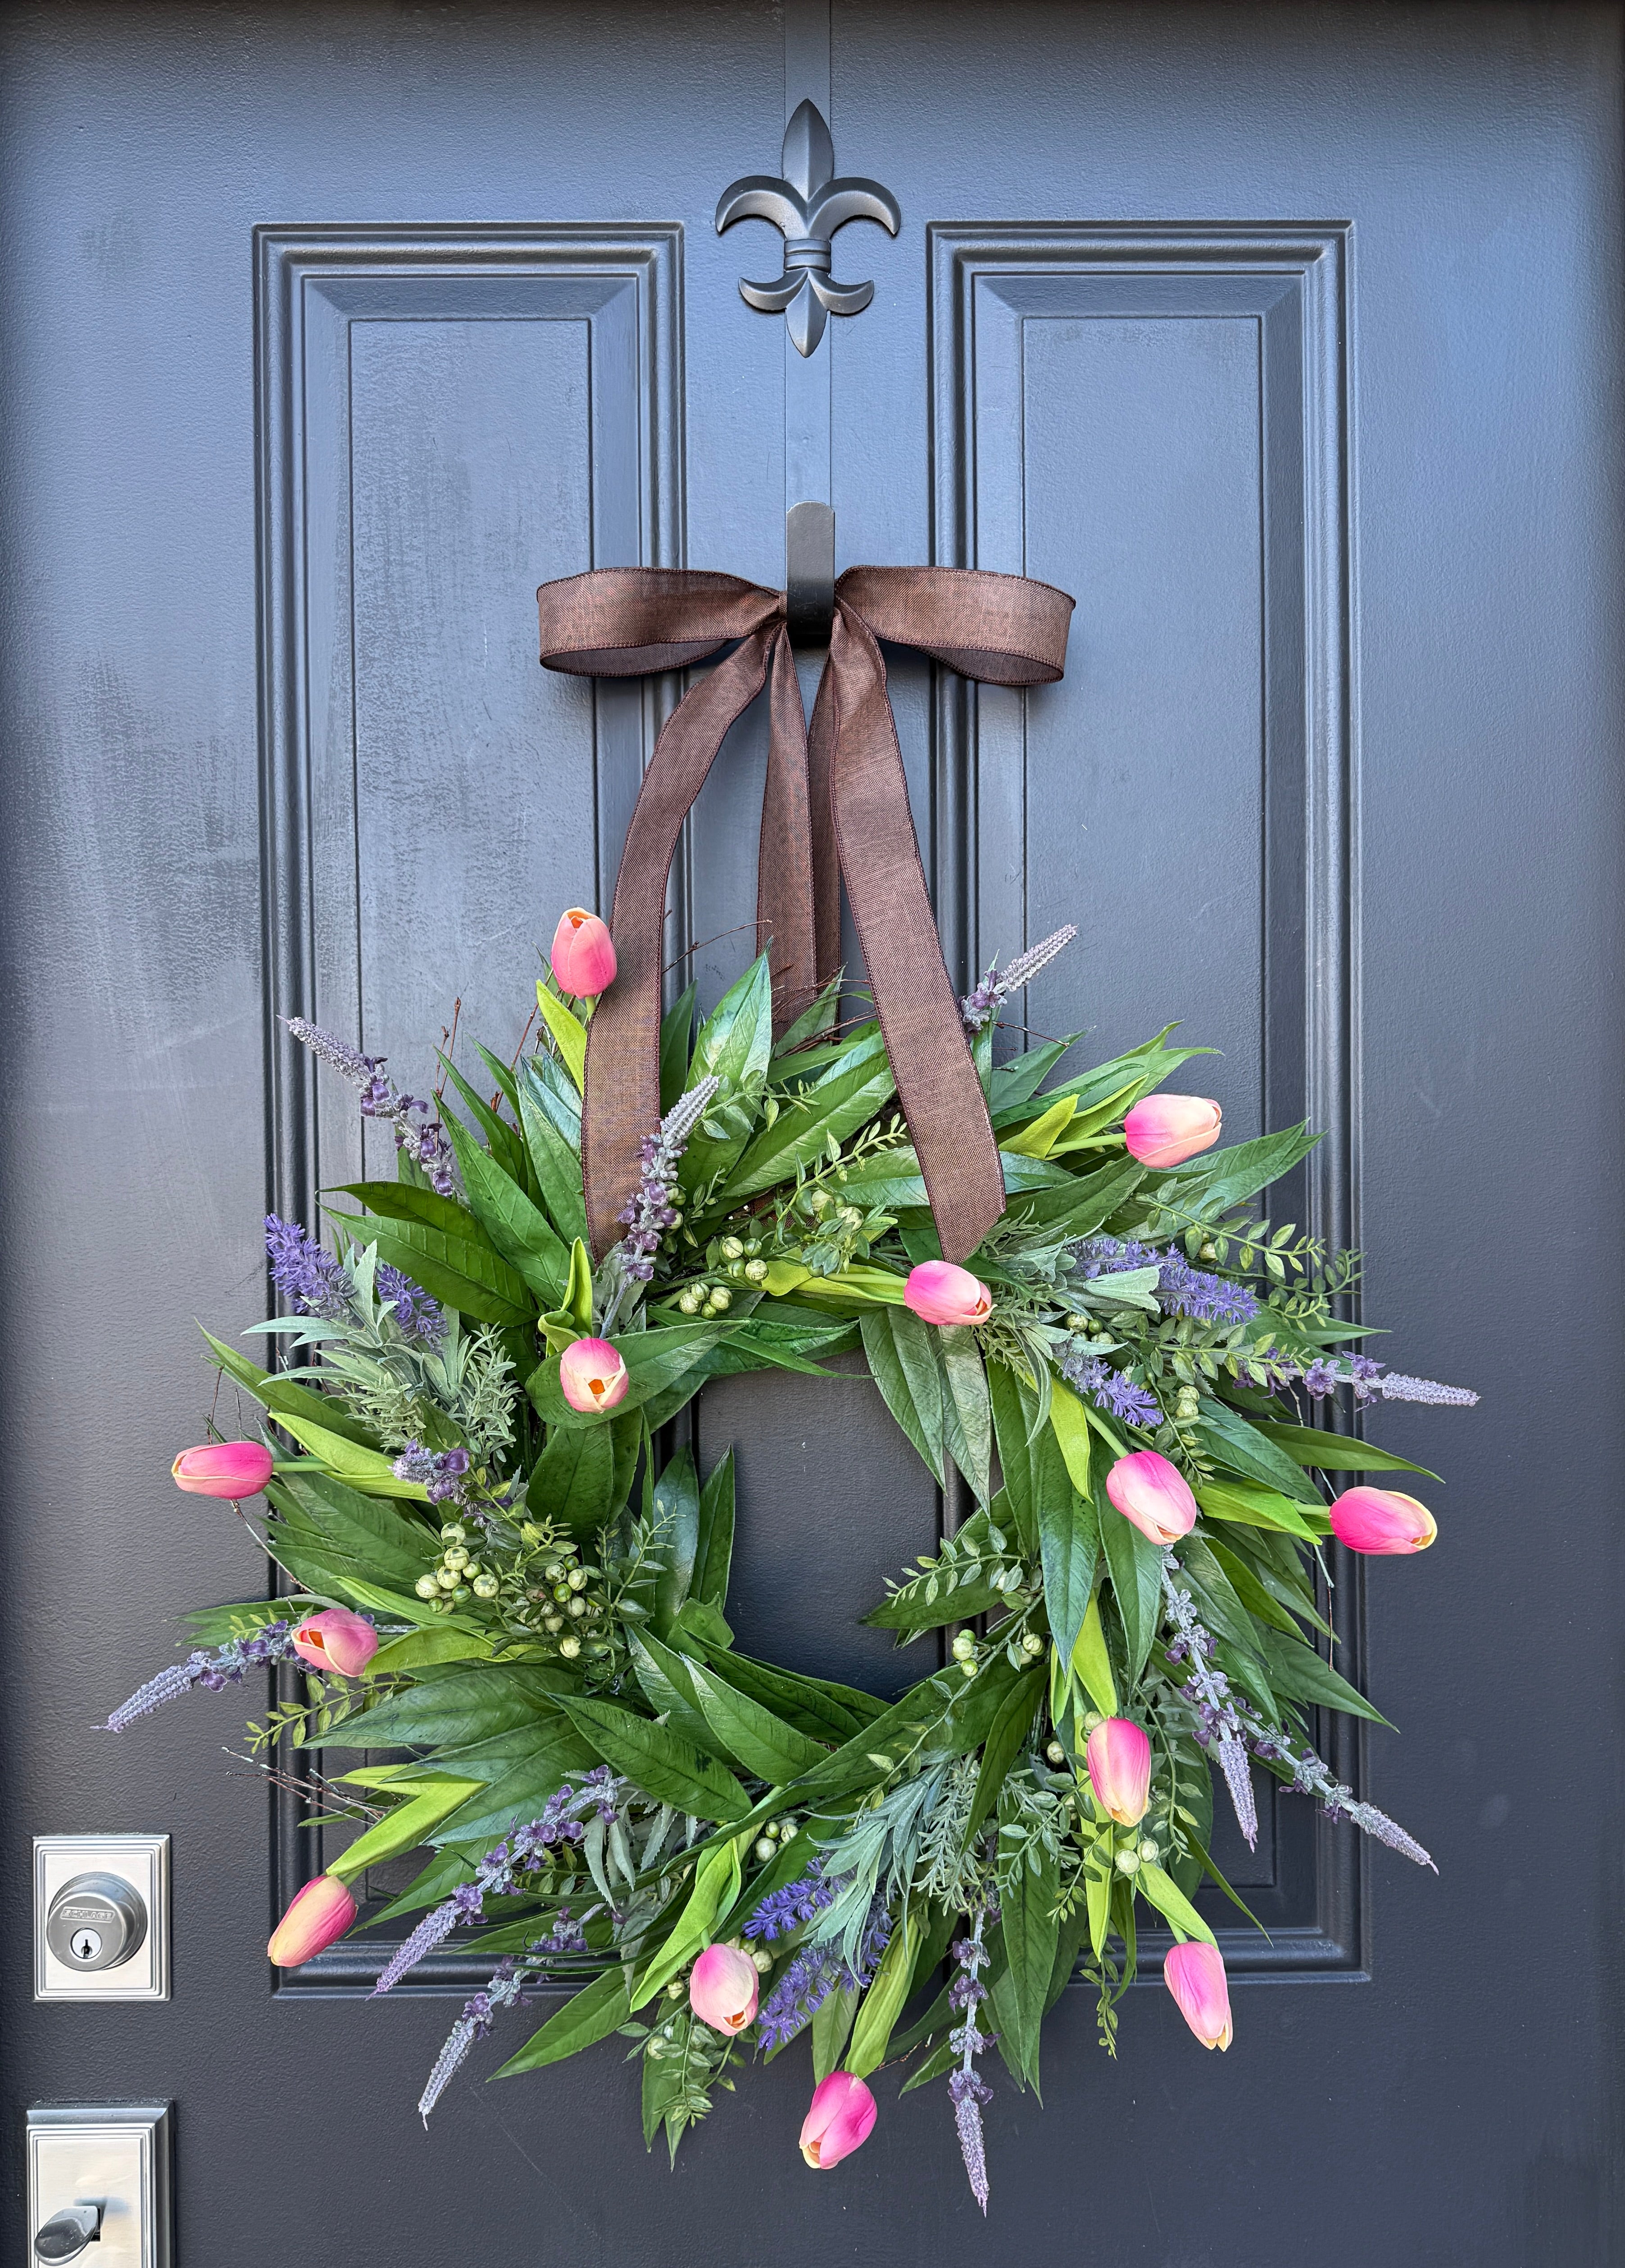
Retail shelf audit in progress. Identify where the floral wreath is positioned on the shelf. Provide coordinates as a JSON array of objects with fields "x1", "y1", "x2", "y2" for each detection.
[{"x1": 116, "y1": 903, "x2": 1476, "y2": 2212}]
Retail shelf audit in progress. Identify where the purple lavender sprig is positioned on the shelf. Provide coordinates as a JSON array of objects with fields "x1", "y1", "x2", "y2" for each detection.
[
  {"x1": 961, "y1": 926, "x2": 1077, "y2": 1032},
  {"x1": 744, "y1": 1856, "x2": 838, "y2": 1942},
  {"x1": 391, "y1": 1441, "x2": 472, "y2": 1507},
  {"x1": 104, "y1": 1621, "x2": 302, "y2": 1730},
  {"x1": 1241, "y1": 1710, "x2": 1436, "y2": 1870},
  {"x1": 948, "y1": 1909, "x2": 995, "y2": 2213},
  {"x1": 265, "y1": 1215, "x2": 443, "y2": 1346},
  {"x1": 415, "y1": 1909, "x2": 594, "y2": 2122},
  {"x1": 373, "y1": 1775, "x2": 620, "y2": 1996},
  {"x1": 750, "y1": 1879, "x2": 892, "y2": 2052},
  {"x1": 1295, "y1": 1353, "x2": 1477, "y2": 1407},
  {"x1": 609, "y1": 1073, "x2": 720, "y2": 1296},
  {"x1": 283, "y1": 1017, "x2": 457, "y2": 1196},
  {"x1": 1161, "y1": 1559, "x2": 1258, "y2": 1849},
  {"x1": 1072, "y1": 1236, "x2": 1260, "y2": 1326},
  {"x1": 1060, "y1": 1349, "x2": 1162, "y2": 1429}
]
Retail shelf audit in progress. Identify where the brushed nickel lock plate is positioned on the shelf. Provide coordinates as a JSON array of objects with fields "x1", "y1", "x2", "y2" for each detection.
[
  {"x1": 34, "y1": 1837, "x2": 169, "y2": 2002},
  {"x1": 27, "y1": 2106, "x2": 172, "y2": 2268}
]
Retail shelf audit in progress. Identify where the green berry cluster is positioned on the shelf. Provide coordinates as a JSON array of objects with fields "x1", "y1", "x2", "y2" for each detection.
[{"x1": 414, "y1": 1524, "x2": 502, "y2": 1612}]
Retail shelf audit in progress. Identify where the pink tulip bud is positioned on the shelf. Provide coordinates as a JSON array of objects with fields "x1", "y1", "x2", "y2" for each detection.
[
  {"x1": 1328, "y1": 1485, "x2": 1437, "y2": 1556},
  {"x1": 799, "y1": 2070, "x2": 877, "y2": 2170},
  {"x1": 558, "y1": 1337, "x2": 630, "y2": 1414},
  {"x1": 1123, "y1": 1093, "x2": 1223, "y2": 1169},
  {"x1": 550, "y1": 907, "x2": 617, "y2": 997},
  {"x1": 903, "y1": 1260, "x2": 992, "y2": 1326},
  {"x1": 1105, "y1": 1449, "x2": 1198, "y2": 1546},
  {"x1": 1086, "y1": 1717, "x2": 1153, "y2": 1826},
  {"x1": 1163, "y1": 1939, "x2": 1232, "y2": 2050},
  {"x1": 291, "y1": 1608, "x2": 379, "y2": 1678},
  {"x1": 689, "y1": 1942, "x2": 759, "y2": 2035},
  {"x1": 267, "y1": 1874, "x2": 357, "y2": 1967},
  {"x1": 172, "y1": 1440, "x2": 275, "y2": 1498}
]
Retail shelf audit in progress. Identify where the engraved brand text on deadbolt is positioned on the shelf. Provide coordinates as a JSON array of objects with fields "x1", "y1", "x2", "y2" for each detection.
[{"x1": 44, "y1": 1874, "x2": 147, "y2": 1973}]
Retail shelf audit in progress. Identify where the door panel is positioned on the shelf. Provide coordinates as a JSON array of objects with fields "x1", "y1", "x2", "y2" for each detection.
[{"x1": 3, "y1": 4, "x2": 1618, "y2": 2263}]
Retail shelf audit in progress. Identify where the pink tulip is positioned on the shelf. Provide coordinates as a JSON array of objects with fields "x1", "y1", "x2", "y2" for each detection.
[
  {"x1": 558, "y1": 1337, "x2": 630, "y2": 1414},
  {"x1": 1105, "y1": 1449, "x2": 1198, "y2": 1546},
  {"x1": 267, "y1": 1874, "x2": 357, "y2": 1967},
  {"x1": 799, "y1": 2070, "x2": 877, "y2": 2170},
  {"x1": 1086, "y1": 1717, "x2": 1153, "y2": 1826},
  {"x1": 1164, "y1": 1939, "x2": 1232, "y2": 2051},
  {"x1": 172, "y1": 1440, "x2": 275, "y2": 1498},
  {"x1": 903, "y1": 1260, "x2": 992, "y2": 1326},
  {"x1": 689, "y1": 1942, "x2": 759, "y2": 2036},
  {"x1": 550, "y1": 907, "x2": 617, "y2": 997},
  {"x1": 291, "y1": 1607, "x2": 379, "y2": 1678},
  {"x1": 1328, "y1": 1485, "x2": 1437, "y2": 1556},
  {"x1": 1123, "y1": 1093, "x2": 1223, "y2": 1169}
]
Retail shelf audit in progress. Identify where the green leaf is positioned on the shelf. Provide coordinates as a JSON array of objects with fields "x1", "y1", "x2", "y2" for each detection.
[
  {"x1": 1047, "y1": 1378, "x2": 1094, "y2": 1497},
  {"x1": 324, "y1": 1208, "x2": 534, "y2": 1328},
  {"x1": 668, "y1": 1597, "x2": 734, "y2": 1652},
  {"x1": 494, "y1": 1966, "x2": 631, "y2": 2077},
  {"x1": 1197, "y1": 1402, "x2": 1325, "y2": 1505},
  {"x1": 631, "y1": 1834, "x2": 746, "y2": 2008},
  {"x1": 534, "y1": 983, "x2": 588, "y2": 1091},
  {"x1": 965, "y1": 1666, "x2": 1044, "y2": 1843},
  {"x1": 438, "y1": 1055, "x2": 528, "y2": 1186},
  {"x1": 1037, "y1": 1463, "x2": 1099, "y2": 1674},
  {"x1": 1195, "y1": 1476, "x2": 1327, "y2": 1540},
  {"x1": 847, "y1": 1905, "x2": 919, "y2": 2079},
  {"x1": 810, "y1": 1978, "x2": 861, "y2": 2083},
  {"x1": 678, "y1": 954, "x2": 775, "y2": 1195},
  {"x1": 440, "y1": 1115, "x2": 568, "y2": 1306},
  {"x1": 686, "y1": 1647, "x2": 882, "y2": 1744},
  {"x1": 938, "y1": 1326, "x2": 993, "y2": 1504},
  {"x1": 1071, "y1": 1588, "x2": 1119, "y2": 1718},
  {"x1": 515, "y1": 1061, "x2": 589, "y2": 1249},
  {"x1": 859, "y1": 1308, "x2": 947, "y2": 1488},
  {"x1": 994, "y1": 1833, "x2": 1059, "y2": 2094},
  {"x1": 272, "y1": 1413, "x2": 427, "y2": 1498},
  {"x1": 651, "y1": 1449, "x2": 701, "y2": 1639},
  {"x1": 367, "y1": 1626, "x2": 497, "y2": 1675},
  {"x1": 659, "y1": 981, "x2": 698, "y2": 1112},
  {"x1": 1000, "y1": 1154, "x2": 1144, "y2": 1241},
  {"x1": 263, "y1": 1469, "x2": 436, "y2": 1594},
  {"x1": 526, "y1": 1423, "x2": 621, "y2": 1537},
  {"x1": 691, "y1": 1450, "x2": 735, "y2": 1610},
  {"x1": 1135, "y1": 1860, "x2": 1216, "y2": 1946},
  {"x1": 314, "y1": 1665, "x2": 571, "y2": 1752},
  {"x1": 199, "y1": 1329, "x2": 379, "y2": 1449},
  {"x1": 326, "y1": 1777, "x2": 485, "y2": 1880},
  {"x1": 683, "y1": 1658, "x2": 829, "y2": 1781},
  {"x1": 1250, "y1": 1420, "x2": 1438, "y2": 1479},
  {"x1": 717, "y1": 1028, "x2": 895, "y2": 1204},
  {"x1": 1156, "y1": 1123, "x2": 1320, "y2": 1217},
  {"x1": 418, "y1": 1729, "x2": 602, "y2": 1846},
  {"x1": 1254, "y1": 1628, "x2": 1393, "y2": 1725},
  {"x1": 558, "y1": 1698, "x2": 750, "y2": 1822},
  {"x1": 1095, "y1": 1474, "x2": 1164, "y2": 1684},
  {"x1": 1202, "y1": 1533, "x2": 1311, "y2": 1640},
  {"x1": 625, "y1": 1630, "x2": 717, "y2": 1749},
  {"x1": 328, "y1": 1180, "x2": 482, "y2": 1240},
  {"x1": 989, "y1": 1363, "x2": 1070, "y2": 1560}
]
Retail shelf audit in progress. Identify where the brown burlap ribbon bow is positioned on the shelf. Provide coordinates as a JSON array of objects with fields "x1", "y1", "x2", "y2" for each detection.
[{"x1": 536, "y1": 564, "x2": 1074, "y2": 1265}]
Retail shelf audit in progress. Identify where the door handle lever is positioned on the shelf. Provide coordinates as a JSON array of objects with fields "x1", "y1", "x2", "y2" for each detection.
[{"x1": 34, "y1": 2202, "x2": 102, "y2": 2261}]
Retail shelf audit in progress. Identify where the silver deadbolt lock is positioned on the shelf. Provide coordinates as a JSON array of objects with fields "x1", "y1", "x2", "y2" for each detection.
[{"x1": 45, "y1": 1874, "x2": 147, "y2": 1974}]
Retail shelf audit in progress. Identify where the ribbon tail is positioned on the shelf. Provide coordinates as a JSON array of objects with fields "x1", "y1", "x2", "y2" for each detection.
[
  {"x1": 806, "y1": 659, "x2": 841, "y2": 990},
  {"x1": 826, "y1": 607, "x2": 1006, "y2": 1264},
  {"x1": 582, "y1": 628, "x2": 776, "y2": 1257},
  {"x1": 757, "y1": 628, "x2": 819, "y2": 1036}
]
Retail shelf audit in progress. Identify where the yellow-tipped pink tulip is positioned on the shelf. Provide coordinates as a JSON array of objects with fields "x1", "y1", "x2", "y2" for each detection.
[
  {"x1": 903, "y1": 1260, "x2": 992, "y2": 1326},
  {"x1": 1086, "y1": 1717, "x2": 1153, "y2": 1826},
  {"x1": 558, "y1": 1337, "x2": 630, "y2": 1414},
  {"x1": 689, "y1": 1942, "x2": 759, "y2": 2036},
  {"x1": 1105, "y1": 1449, "x2": 1198, "y2": 1546},
  {"x1": 1164, "y1": 1939, "x2": 1232, "y2": 2050},
  {"x1": 172, "y1": 1440, "x2": 274, "y2": 1498},
  {"x1": 799, "y1": 2070, "x2": 877, "y2": 2169},
  {"x1": 1123, "y1": 1094, "x2": 1222, "y2": 1169},
  {"x1": 1329, "y1": 1486, "x2": 1437, "y2": 1556},
  {"x1": 550, "y1": 907, "x2": 617, "y2": 997},
  {"x1": 291, "y1": 1608, "x2": 379, "y2": 1678},
  {"x1": 267, "y1": 1874, "x2": 357, "y2": 1967}
]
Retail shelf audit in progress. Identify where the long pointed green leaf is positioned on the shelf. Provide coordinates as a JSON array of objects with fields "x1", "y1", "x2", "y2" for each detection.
[
  {"x1": 558, "y1": 1697, "x2": 750, "y2": 1822},
  {"x1": 494, "y1": 1967, "x2": 631, "y2": 2077}
]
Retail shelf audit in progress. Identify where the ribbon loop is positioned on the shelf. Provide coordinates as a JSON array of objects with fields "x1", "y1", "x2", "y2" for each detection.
[{"x1": 537, "y1": 560, "x2": 1073, "y2": 1264}]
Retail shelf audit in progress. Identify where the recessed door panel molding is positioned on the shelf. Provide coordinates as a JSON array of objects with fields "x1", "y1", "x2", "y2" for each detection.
[
  {"x1": 255, "y1": 225, "x2": 682, "y2": 1992},
  {"x1": 931, "y1": 225, "x2": 1361, "y2": 1976},
  {"x1": 256, "y1": 224, "x2": 683, "y2": 1225}
]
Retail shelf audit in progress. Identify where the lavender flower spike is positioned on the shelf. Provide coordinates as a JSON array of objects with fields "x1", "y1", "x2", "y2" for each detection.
[
  {"x1": 948, "y1": 1907, "x2": 995, "y2": 2212},
  {"x1": 105, "y1": 1621, "x2": 299, "y2": 1730},
  {"x1": 961, "y1": 925, "x2": 1077, "y2": 1031},
  {"x1": 1161, "y1": 1559, "x2": 1258, "y2": 1850},
  {"x1": 282, "y1": 1017, "x2": 457, "y2": 1196},
  {"x1": 605, "y1": 1073, "x2": 721, "y2": 1313}
]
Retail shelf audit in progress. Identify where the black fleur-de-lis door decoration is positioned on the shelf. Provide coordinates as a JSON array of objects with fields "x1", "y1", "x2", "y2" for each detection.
[{"x1": 716, "y1": 99, "x2": 902, "y2": 357}]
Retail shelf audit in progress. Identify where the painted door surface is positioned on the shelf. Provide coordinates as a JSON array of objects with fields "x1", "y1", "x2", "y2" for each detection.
[{"x1": 3, "y1": 4, "x2": 1619, "y2": 2261}]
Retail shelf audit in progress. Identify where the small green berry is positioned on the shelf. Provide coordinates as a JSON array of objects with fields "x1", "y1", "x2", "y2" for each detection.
[
  {"x1": 754, "y1": 1838, "x2": 776, "y2": 1863},
  {"x1": 709, "y1": 1287, "x2": 732, "y2": 1312},
  {"x1": 1114, "y1": 1847, "x2": 1140, "y2": 1875},
  {"x1": 778, "y1": 1820, "x2": 798, "y2": 1843},
  {"x1": 959, "y1": 1658, "x2": 980, "y2": 1679},
  {"x1": 719, "y1": 1235, "x2": 745, "y2": 1262},
  {"x1": 567, "y1": 1596, "x2": 588, "y2": 1619},
  {"x1": 567, "y1": 1566, "x2": 588, "y2": 1592},
  {"x1": 1137, "y1": 1838, "x2": 1160, "y2": 1864},
  {"x1": 435, "y1": 1567, "x2": 462, "y2": 1591},
  {"x1": 1020, "y1": 1631, "x2": 1045, "y2": 1658},
  {"x1": 414, "y1": 1574, "x2": 440, "y2": 1600},
  {"x1": 472, "y1": 1574, "x2": 500, "y2": 1600},
  {"x1": 558, "y1": 1635, "x2": 582, "y2": 1661},
  {"x1": 677, "y1": 1289, "x2": 702, "y2": 1315},
  {"x1": 744, "y1": 1258, "x2": 769, "y2": 1283},
  {"x1": 440, "y1": 1523, "x2": 467, "y2": 1544},
  {"x1": 1044, "y1": 1739, "x2": 1067, "y2": 1767},
  {"x1": 951, "y1": 1630, "x2": 976, "y2": 1661}
]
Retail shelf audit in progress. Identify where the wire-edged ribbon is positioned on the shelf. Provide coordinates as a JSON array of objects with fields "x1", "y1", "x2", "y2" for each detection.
[{"x1": 536, "y1": 564, "x2": 1074, "y2": 1265}]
